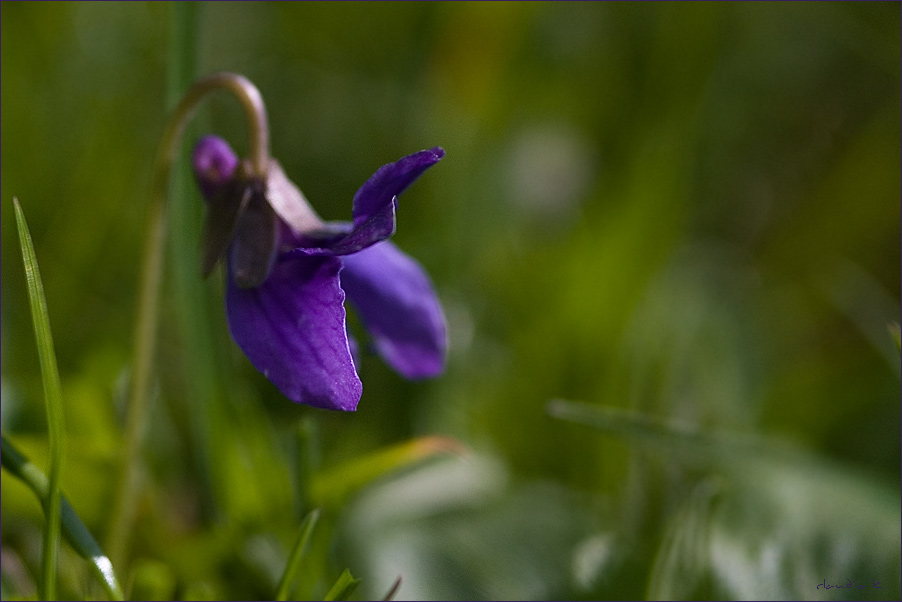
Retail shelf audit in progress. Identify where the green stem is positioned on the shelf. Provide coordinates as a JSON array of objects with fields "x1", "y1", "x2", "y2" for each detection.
[
  {"x1": 14, "y1": 200, "x2": 66, "y2": 601},
  {"x1": 105, "y1": 70, "x2": 272, "y2": 568},
  {"x1": 1, "y1": 436, "x2": 125, "y2": 601},
  {"x1": 165, "y1": 1, "x2": 222, "y2": 520}
]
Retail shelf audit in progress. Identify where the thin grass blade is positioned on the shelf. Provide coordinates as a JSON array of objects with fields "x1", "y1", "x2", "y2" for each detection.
[
  {"x1": 323, "y1": 569, "x2": 361, "y2": 602},
  {"x1": 274, "y1": 508, "x2": 320, "y2": 601},
  {"x1": 14, "y1": 199, "x2": 67, "y2": 601},
  {"x1": 544, "y1": 398, "x2": 806, "y2": 467}
]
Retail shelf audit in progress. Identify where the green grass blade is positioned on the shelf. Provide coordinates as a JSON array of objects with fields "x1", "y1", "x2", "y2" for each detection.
[
  {"x1": 323, "y1": 569, "x2": 361, "y2": 602},
  {"x1": 165, "y1": 0, "x2": 225, "y2": 520},
  {"x1": 547, "y1": 399, "x2": 752, "y2": 460},
  {"x1": 545, "y1": 398, "x2": 836, "y2": 482},
  {"x1": 1, "y1": 436, "x2": 125, "y2": 601},
  {"x1": 14, "y1": 199, "x2": 66, "y2": 601},
  {"x1": 106, "y1": 2, "x2": 204, "y2": 565},
  {"x1": 274, "y1": 509, "x2": 320, "y2": 601},
  {"x1": 545, "y1": 398, "x2": 793, "y2": 467}
]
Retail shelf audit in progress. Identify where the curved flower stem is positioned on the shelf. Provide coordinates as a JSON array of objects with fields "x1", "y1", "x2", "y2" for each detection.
[{"x1": 106, "y1": 71, "x2": 271, "y2": 568}]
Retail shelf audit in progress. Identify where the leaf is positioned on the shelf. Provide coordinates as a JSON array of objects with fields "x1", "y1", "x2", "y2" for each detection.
[{"x1": 311, "y1": 436, "x2": 466, "y2": 507}]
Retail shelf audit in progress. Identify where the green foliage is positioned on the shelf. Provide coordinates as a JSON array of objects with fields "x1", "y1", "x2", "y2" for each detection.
[{"x1": 2, "y1": 2, "x2": 899, "y2": 600}]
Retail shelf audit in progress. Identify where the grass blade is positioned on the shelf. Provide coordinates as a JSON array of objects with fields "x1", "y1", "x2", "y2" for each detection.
[
  {"x1": 274, "y1": 509, "x2": 320, "y2": 601},
  {"x1": 1, "y1": 436, "x2": 125, "y2": 601},
  {"x1": 323, "y1": 568, "x2": 361, "y2": 602},
  {"x1": 14, "y1": 199, "x2": 66, "y2": 601},
  {"x1": 545, "y1": 399, "x2": 836, "y2": 479},
  {"x1": 546, "y1": 398, "x2": 774, "y2": 464}
]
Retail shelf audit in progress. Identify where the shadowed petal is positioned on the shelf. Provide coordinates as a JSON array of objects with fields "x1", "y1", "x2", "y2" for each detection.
[
  {"x1": 226, "y1": 255, "x2": 362, "y2": 410},
  {"x1": 228, "y1": 186, "x2": 280, "y2": 289},
  {"x1": 340, "y1": 241, "x2": 446, "y2": 379},
  {"x1": 265, "y1": 159, "x2": 324, "y2": 235},
  {"x1": 200, "y1": 176, "x2": 252, "y2": 278}
]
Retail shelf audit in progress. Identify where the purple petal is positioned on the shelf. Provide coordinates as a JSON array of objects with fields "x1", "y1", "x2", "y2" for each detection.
[
  {"x1": 340, "y1": 241, "x2": 446, "y2": 379},
  {"x1": 346, "y1": 329, "x2": 361, "y2": 370},
  {"x1": 226, "y1": 255, "x2": 362, "y2": 411},
  {"x1": 353, "y1": 147, "x2": 444, "y2": 227},
  {"x1": 292, "y1": 147, "x2": 445, "y2": 257},
  {"x1": 193, "y1": 136, "x2": 238, "y2": 199},
  {"x1": 286, "y1": 210, "x2": 394, "y2": 257}
]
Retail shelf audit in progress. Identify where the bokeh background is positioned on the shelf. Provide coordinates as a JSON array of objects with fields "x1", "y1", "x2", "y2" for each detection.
[{"x1": 2, "y1": 2, "x2": 899, "y2": 600}]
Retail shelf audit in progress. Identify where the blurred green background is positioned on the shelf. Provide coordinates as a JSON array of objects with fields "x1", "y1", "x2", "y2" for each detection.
[{"x1": 2, "y1": 2, "x2": 899, "y2": 600}]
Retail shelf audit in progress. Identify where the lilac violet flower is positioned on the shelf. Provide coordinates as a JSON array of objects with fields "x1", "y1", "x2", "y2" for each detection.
[{"x1": 192, "y1": 135, "x2": 446, "y2": 411}]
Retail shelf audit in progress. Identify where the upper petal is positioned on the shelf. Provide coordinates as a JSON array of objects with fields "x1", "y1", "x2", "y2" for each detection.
[
  {"x1": 340, "y1": 241, "x2": 446, "y2": 379},
  {"x1": 265, "y1": 159, "x2": 325, "y2": 236},
  {"x1": 352, "y1": 147, "x2": 445, "y2": 228},
  {"x1": 226, "y1": 255, "x2": 362, "y2": 410},
  {"x1": 291, "y1": 147, "x2": 445, "y2": 257},
  {"x1": 289, "y1": 203, "x2": 395, "y2": 257}
]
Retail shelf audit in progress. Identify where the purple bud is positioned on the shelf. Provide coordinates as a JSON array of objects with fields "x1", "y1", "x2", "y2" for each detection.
[{"x1": 193, "y1": 135, "x2": 239, "y2": 199}]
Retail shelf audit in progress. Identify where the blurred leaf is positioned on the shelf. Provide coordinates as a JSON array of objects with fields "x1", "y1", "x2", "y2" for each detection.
[
  {"x1": 889, "y1": 322, "x2": 901, "y2": 354},
  {"x1": 704, "y1": 457, "x2": 900, "y2": 601},
  {"x1": 340, "y1": 455, "x2": 596, "y2": 601},
  {"x1": 646, "y1": 480, "x2": 721, "y2": 600},
  {"x1": 550, "y1": 399, "x2": 901, "y2": 600},
  {"x1": 311, "y1": 436, "x2": 466, "y2": 507},
  {"x1": 129, "y1": 559, "x2": 176, "y2": 602}
]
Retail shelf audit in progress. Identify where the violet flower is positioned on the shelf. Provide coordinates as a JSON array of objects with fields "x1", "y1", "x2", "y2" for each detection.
[{"x1": 192, "y1": 135, "x2": 446, "y2": 411}]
